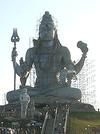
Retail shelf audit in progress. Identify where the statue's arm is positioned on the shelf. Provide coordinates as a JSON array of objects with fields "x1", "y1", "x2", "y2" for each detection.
[
  {"x1": 25, "y1": 48, "x2": 34, "y2": 71},
  {"x1": 60, "y1": 47, "x2": 76, "y2": 85},
  {"x1": 75, "y1": 53, "x2": 87, "y2": 74},
  {"x1": 63, "y1": 41, "x2": 88, "y2": 75},
  {"x1": 12, "y1": 48, "x2": 34, "y2": 77},
  {"x1": 74, "y1": 41, "x2": 88, "y2": 74},
  {"x1": 63, "y1": 47, "x2": 75, "y2": 71},
  {"x1": 60, "y1": 42, "x2": 88, "y2": 85},
  {"x1": 11, "y1": 47, "x2": 22, "y2": 76}
]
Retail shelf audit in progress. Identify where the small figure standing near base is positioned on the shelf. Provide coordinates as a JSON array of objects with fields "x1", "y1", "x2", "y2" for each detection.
[{"x1": 20, "y1": 88, "x2": 30, "y2": 119}]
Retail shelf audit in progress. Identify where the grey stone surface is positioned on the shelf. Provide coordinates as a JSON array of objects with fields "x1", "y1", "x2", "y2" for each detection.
[
  {"x1": 70, "y1": 102, "x2": 95, "y2": 112},
  {"x1": 10, "y1": 11, "x2": 88, "y2": 104},
  {"x1": 7, "y1": 85, "x2": 81, "y2": 104}
]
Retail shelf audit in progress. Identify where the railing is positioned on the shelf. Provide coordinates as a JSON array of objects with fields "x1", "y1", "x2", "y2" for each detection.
[
  {"x1": 41, "y1": 111, "x2": 49, "y2": 134},
  {"x1": 64, "y1": 108, "x2": 69, "y2": 134},
  {"x1": 41, "y1": 105, "x2": 70, "y2": 134},
  {"x1": 52, "y1": 107, "x2": 58, "y2": 134}
]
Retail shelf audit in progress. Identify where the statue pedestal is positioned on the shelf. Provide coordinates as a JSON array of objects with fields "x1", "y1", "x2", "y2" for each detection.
[
  {"x1": 7, "y1": 85, "x2": 81, "y2": 104},
  {"x1": 70, "y1": 102, "x2": 95, "y2": 112},
  {"x1": 6, "y1": 85, "x2": 95, "y2": 112}
]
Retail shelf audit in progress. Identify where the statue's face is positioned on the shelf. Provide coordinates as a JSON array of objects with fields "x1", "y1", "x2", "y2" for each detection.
[{"x1": 39, "y1": 22, "x2": 55, "y2": 41}]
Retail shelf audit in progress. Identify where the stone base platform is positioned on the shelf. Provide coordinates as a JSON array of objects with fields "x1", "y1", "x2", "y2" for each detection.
[
  {"x1": 69, "y1": 102, "x2": 95, "y2": 112},
  {"x1": 6, "y1": 85, "x2": 95, "y2": 112},
  {"x1": 7, "y1": 85, "x2": 81, "y2": 104}
]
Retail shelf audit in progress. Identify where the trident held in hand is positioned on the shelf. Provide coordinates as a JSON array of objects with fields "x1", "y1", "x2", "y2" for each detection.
[{"x1": 11, "y1": 28, "x2": 20, "y2": 90}]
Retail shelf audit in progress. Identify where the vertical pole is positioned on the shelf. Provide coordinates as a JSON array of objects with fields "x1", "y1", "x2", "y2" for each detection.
[
  {"x1": 11, "y1": 28, "x2": 20, "y2": 90},
  {"x1": 14, "y1": 43, "x2": 16, "y2": 90},
  {"x1": 52, "y1": 107, "x2": 58, "y2": 134},
  {"x1": 64, "y1": 108, "x2": 69, "y2": 134},
  {"x1": 41, "y1": 111, "x2": 49, "y2": 134}
]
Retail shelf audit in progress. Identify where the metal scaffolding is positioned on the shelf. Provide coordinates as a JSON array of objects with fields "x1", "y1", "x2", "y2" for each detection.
[{"x1": 72, "y1": 59, "x2": 96, "y2": 106}]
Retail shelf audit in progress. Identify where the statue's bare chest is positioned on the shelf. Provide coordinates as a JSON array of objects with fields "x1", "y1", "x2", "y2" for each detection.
[
  {"x1": 34, "y1": 49, "x2": 54, "y2": 70},
  {"x1": 33, "y1": 48, "x2": 63, "y2": 72}
]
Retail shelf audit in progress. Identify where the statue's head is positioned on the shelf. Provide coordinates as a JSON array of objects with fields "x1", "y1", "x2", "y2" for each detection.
[{"x1": 39, "y1": 11, "x2": 55, "y2": 41}]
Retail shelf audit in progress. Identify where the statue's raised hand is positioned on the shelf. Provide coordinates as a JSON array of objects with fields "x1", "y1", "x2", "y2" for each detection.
[
  {"x1": 11, "y1": 47, "x2": 18, "y2": 61},
  {"x1": 77, "y1": 41, "x2": 88, "y2": 55},
  {"x1": 75, "y1": 41, "x2": 88, "y2": 75}
]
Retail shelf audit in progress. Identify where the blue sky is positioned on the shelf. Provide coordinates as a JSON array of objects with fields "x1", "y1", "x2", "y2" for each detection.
[{"x1": 0, "y1": 0, "x2": 100, "y2": 108}]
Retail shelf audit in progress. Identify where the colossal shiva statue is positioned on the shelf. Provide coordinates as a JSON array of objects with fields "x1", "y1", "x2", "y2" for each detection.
[{"x1": 7, "y1": 11, "x2": 88, "y2": 104}]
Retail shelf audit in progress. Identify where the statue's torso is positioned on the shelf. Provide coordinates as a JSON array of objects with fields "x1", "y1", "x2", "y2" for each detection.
[
  {"x1": 27, "y1": 42, "x2": 70, "y2": 87},
  {"x1": 32, "y1": 44, "x2": 62, "y2": 86},
  {"x1": 33, "y1": 47, "x2": 58, "y2": 87}
]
